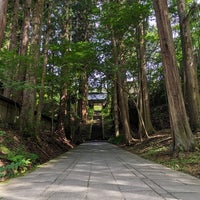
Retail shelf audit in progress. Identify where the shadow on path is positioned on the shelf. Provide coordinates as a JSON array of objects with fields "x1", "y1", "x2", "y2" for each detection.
[{"x1": 1, "y1": 142, "x2": 200, "y2": 200}]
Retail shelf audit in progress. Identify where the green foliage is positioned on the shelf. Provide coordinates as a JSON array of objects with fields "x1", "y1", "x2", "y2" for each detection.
[
  {"x1": 0, "y1": 146, "x2": 10, "y2": 154},
  {"x1": 101, "y1": 2, "x2": 150, "y2": 38},
  {"x1": 0, "y1": 159, "x2": 32, "y2": 179},
  {"x1": 101, "y1": 105, "x2": 111, "y2": 118},
  {"x1": 6, "y1": 147, "x2": 38, "y2": 163},
  {"x1": 109, "y1": 134, "x2": 124, "y2": 145},
  {"x1": 159, "y1": 152, "x2": 200, "y2": 172},
  {"x1": 66, "y1": 42, "x2": 97, "y2": 71},
  {"x1": 0, "y1": 142, "x2": 38, "y2": 179},
  {"x1": 139, "y1": 142, "x2": 200, "y2": 175},
  {"x1": 0, "y1": 49, "x2": 35, "y2": 92},
  {"x1": 87, "y1": 107, "x2": 94, "y2": 119},
  {"x1": 0, "y1": 131, "x2": 6, "y2": 137},
  {"x1": 0, "y1": 149, "x2": 38, "y2": 179},
  {"x1": 0, "y1": 50, "x2": 18, "y2": 83},
  {"x1": 142, "y1": 146, "x2": 167, "y2": 157}
]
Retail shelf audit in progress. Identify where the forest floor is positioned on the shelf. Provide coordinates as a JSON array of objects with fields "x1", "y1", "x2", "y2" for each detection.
[
  {"x1": 121, "y1": 130, "x2": 200, "y2": 179},
  {"x1": 0, "y1": 129, "x2": 74, "y2": 181}
]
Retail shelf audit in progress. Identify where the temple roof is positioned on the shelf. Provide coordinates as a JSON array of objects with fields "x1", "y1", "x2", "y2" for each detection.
[{"x1": 88, "y1": 93, "x2": 107, "y2": 103}]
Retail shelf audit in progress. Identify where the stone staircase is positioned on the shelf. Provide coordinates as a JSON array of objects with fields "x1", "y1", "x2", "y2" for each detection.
[{"x1": 91, "y1": 111, "x2": 103, "y2": 140}]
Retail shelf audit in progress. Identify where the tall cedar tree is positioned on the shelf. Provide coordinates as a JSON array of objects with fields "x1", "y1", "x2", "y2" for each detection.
[
  {"x1": 36, "y1": 0, "x2": 53, "y2": 134},
  {"x1": 110, "y1": 2, "x2": 133, "y2": 145},
  {"x1": 153, "y1": 0, "x2": 194, "y2": 151},
  {"x1": 0, "y1": 0, "x2": 8, "y2": 47},
  {"x1": 20, "y1": 0, "x2": 44, "y2": 135},
  {"x1": 14, "y1": 0, "x2": 32, "y2": 104},
  {"x1": 72, "y1": 0, "x2": 91, "y2": 130},
  {"x1": 74, "y1": 1, "x2": 91, "y2": 124},
  {"x1": 137, "y1": 20, "x2": 154, "y2": 138},
  {"x1": 177, "y1": 0, "x2": 200, "y2": 132},
  {"x1": 3, "y1": 0, "x2": 20, "y2": 98},
  {"x1": 57, "y1": 0, "x2": 72, "y2": 139}
]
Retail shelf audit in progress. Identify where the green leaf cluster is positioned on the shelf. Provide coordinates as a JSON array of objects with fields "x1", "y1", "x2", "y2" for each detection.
[
  {"x1": 109, "y1": 134, "x2": 124, "y2": 145},
  {"x1": 0, "y1": 146, "x2": 38, "y2": 179},
  {"x1": 0, "y1": 49, "x2": 35, "y2": 92},
  {"x1": 101, "y1": 2, "x2": 150, "y2": 38},
  {"x1": 0, "y1": 131, "x2": 6, "y2": 137}
]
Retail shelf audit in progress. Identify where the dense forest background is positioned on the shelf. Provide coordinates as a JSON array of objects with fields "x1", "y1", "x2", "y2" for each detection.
[{"x1": 0, "y1": 0, "x2": 200, "y2": 178}]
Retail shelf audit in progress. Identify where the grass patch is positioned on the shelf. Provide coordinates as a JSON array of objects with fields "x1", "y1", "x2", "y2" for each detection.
[
  {"x1": 121, "y1": 132, "x2": 200, "y2": 178},
  {"x1": 156, "y1": 151, "x2": 200, "y2": 175}
]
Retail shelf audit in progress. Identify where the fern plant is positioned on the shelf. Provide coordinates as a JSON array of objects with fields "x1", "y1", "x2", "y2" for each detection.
[{"x1": 0, "y1": 147, "x2": 38, "y2": 179}]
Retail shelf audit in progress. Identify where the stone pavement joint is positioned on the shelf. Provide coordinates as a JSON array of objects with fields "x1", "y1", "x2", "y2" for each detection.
[{"x1": 0, "y1": 142, "x2": 200, "y2": 200}]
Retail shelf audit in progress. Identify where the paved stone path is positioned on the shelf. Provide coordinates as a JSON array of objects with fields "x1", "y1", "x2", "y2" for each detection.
[{"x1": 1, "y1": 142, "x2": 200, "y2": 200}]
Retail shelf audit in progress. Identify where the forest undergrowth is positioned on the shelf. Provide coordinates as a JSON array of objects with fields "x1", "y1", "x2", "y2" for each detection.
[
  {"x1": 0, "y1": 129, "x2": 74, "y2": 182},
  {"x1": 121, "y1": 130, "x2": 200, "y2": 179}
]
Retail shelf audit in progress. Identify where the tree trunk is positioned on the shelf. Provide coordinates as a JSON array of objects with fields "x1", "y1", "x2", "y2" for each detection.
[
  {"x1": 13, "y1": 0, "x2": 32, "y2": 104},
  {"x1": 111, "y1": 24, "x2": 133, "y2": 144},
  {"x1": 9, "y1": 0, "x2": 19, "y2": 51},
  {"x1": 177, "y1": 0, "x2": 200, "y2": 132},
  {"x1": 65, "y1": 95, "x2": 72, "y2": 140},
  {"x1": 75, "y1": 72, "x2": 88, "y2": 142},
  {"x1": 77, "y1": 73, "x2": 88, "y2": 123},
  {"x1": 111, "y1": 29, "x2": 121, "y2": 139},
  {"x1": 116, "y1": 72, "x2": 133, "y2": 145},
  {"x1": 153, "y1": 0, "x2": 194, "y2": 151},
  {"x1": 3, "y1": 0, "x2": 20, "y2": 99},
  {"x1": 0, "y1": 0, "x2": 7, "y2": 48},
  {"x1": 20, "y1": 0, "x2": 44, "y2": 135},
  {"x1": 57, "y1": 0, "x2": 72, "y2": 139},
  {"x1": 36, "y1": 1, "x2": 52, "y2": 134},
  {"x1": 58, "y1": 84, "x2": 68, "y2": 133},
  {"x1": 71, "y1": 0, "x2": 91, "y2": 141},
  {"x1": 113, "y1": 79, "x2": 120, "y2": 137},
  {"x1": 137, "y1": 21, "x2": 154, "y2": 138},
  {"x1": 19, "y1": 0, "x2": 31, "y2": 56}
]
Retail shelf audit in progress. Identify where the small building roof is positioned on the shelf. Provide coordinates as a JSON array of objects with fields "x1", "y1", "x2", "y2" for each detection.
[{"x1": 88, "y1": 93, "x2": 107, "y2": 101}]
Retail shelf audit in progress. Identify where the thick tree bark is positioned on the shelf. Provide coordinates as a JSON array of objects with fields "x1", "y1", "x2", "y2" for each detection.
[
  {"x1": 19, "y1": 0, "x2": 31, "y2": 56},
  {"x1": 58, "y1": 84, "x2": 68, "y2": 133},
  {"x1": 36, "y1": 1, "x2": 52, "y2": 133},
  {"x1": 177, "y1": 0, "x2": 200, "y2": 132},
  {"x1": 9, "y1": 0, "x2": 19, "y2": 51},
  {"x1": 137, "y1": 21, "x2": 154, "y2": 138},
  {"x1": 113, "y1": 80, "x2": 120, "y2": 137},
  {"x1": 57, "y1": 0, "x2": 72, "y2": 139},
  {"x1": 111, "y1": 29, "x2": 132, "y2": 144},
  {"x1": 20, "y1": 0, "x2": 44, "y2": 135},
  {"x1": 116, "y1": 72, "x2": 133, "y2": 145},
  {"x1": 0, "y1": 0, "x2": 7, "y2": 48},
  {"x1": 77, "y1": 73, "x2": 88, "y2": 124},
  {"x1": 65, "y1": 95, "x2": 72, "y2": 140},
  {"x1": 3, "y1": 0, "x2": 20, "y2": 99},
  {"x1": 54, "y1": 0, "x2": 78, "y2": 142},
  {"x1": 111, "y1": 22, "x2": 133, "y2": 144},
  {"x1": 153, "y1": 0, "x2": 194, "y2": 151},
  {"x1": 75, "y1": 76, "x2": 89, "y2": 143},
  {"x1": 111, "y1": 28, "x2": 120, "y2": 132},
  {"x1": 12, "y1": 0, "x2": 31, "y2": 105}
]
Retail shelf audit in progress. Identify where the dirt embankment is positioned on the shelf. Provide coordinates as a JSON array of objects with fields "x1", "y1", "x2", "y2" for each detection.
[{"x1": 0, "y1": 129, "x2": 74, "y2": 181}]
